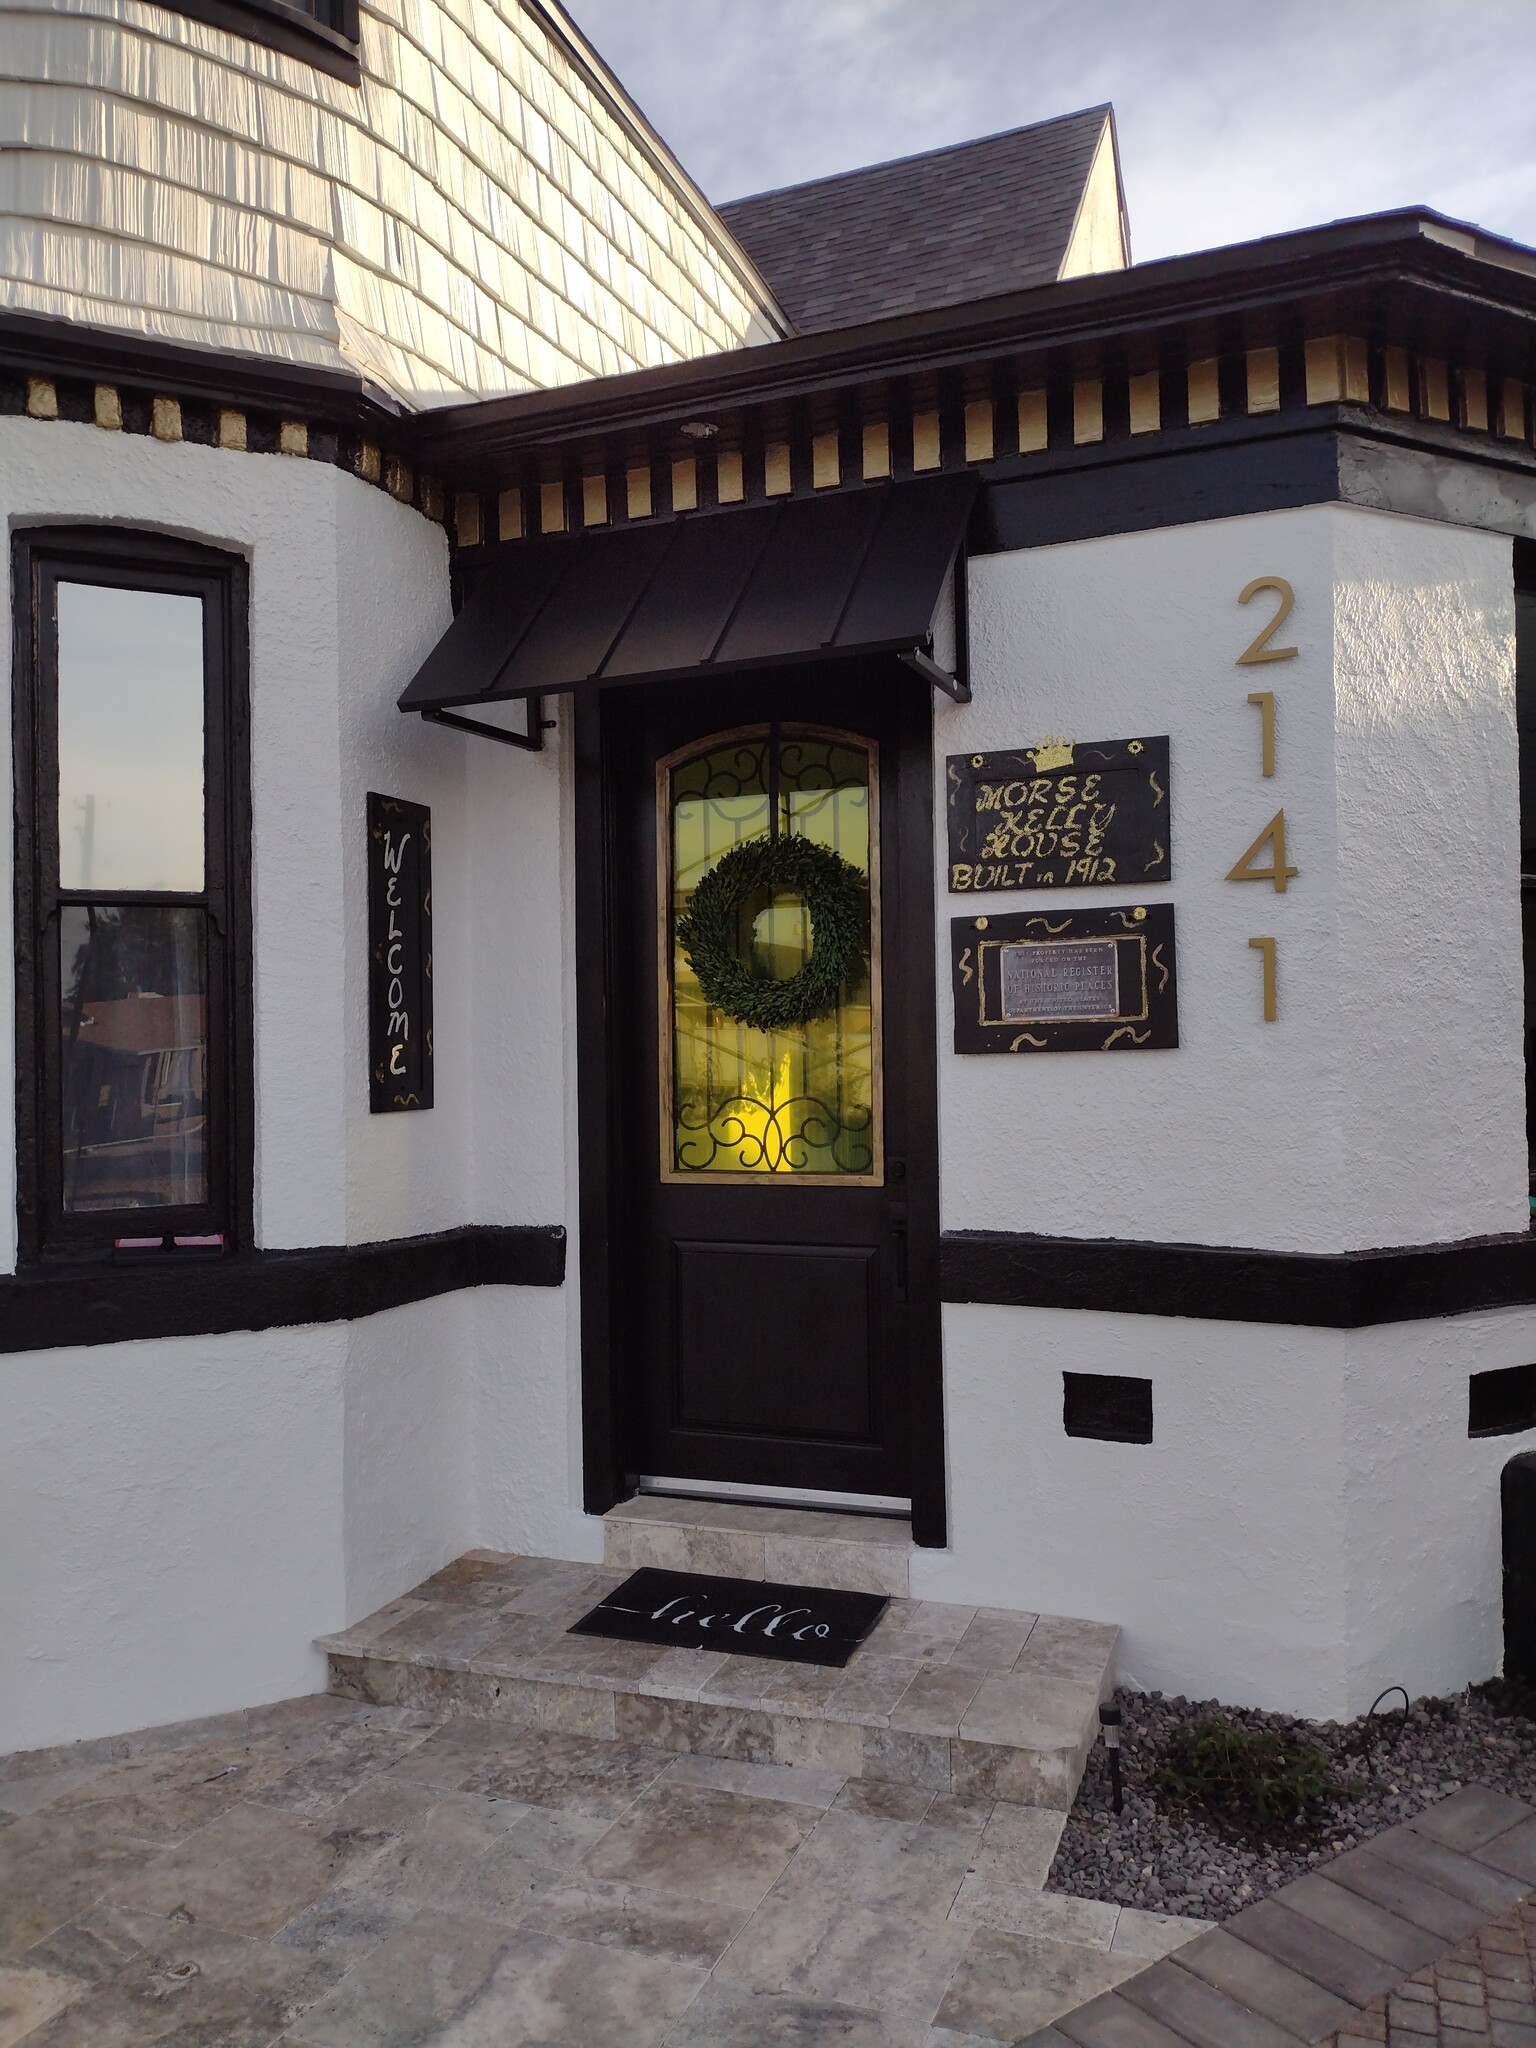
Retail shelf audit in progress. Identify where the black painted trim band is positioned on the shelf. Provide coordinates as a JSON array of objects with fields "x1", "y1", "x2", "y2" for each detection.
[
  {"x1": 17, "y1": 1218, "x2": 1536, "y2": 1347},
  {"x1": 977, "y1": 420, "x2": 1536, "y2": 557},
  {"x1": 0, "y1": 1224, "x2": 565, "y2": 1354},
  {"x1": 940, "y1": 1228, "x2": 1536, "y2": 1329}
]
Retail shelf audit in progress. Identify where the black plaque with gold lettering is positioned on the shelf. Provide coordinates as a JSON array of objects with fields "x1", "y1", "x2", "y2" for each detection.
[
  {"x1": 946, "y1": 736, "x2": 1170, "y2": 893},
  {"x1": 368, "y1": 792, "x2": 433, "y2": 1112},
  {"x1": 951, "y1": 903, "x2": 1177, "y2": 1054}
]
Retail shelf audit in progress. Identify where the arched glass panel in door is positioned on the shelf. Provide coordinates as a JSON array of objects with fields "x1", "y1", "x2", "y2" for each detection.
[{"x1": 661, "y1": 724, "x2": 882, "y2": 1181}]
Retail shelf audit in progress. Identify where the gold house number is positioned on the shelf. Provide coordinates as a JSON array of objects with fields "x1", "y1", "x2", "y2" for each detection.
[
  {"x1": 1236, "y1": 576, "x2": 1298, "y2": 665},
  {"x1": 1232, "y1": 578, "x2": 1299, "y2": 1020}
]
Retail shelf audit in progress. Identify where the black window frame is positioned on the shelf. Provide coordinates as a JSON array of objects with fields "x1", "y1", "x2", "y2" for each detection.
[
  {"x1": 157, "y1": 0, "x2": 361, "y2": 84},
  {"x1": 12, "y1": 528, "x2": 254, "y2": 1268}
]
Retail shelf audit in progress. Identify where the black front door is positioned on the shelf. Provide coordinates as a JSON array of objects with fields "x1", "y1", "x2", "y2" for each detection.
[{"x1": 591, "y1": 663, "x2": 940, "y2": 1514}]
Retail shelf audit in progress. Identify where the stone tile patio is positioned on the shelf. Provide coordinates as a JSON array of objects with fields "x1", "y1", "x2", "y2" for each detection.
[
  {"x1": 0, "y1": 1690, "x2": 1201, "y2": 2046},
  {"x1": 320, "y1": 1541, "x2": 1119, "y2": 1811},
  {"x1": 20, "y1": 1536, "x2": 1533, "y2": 2043}
]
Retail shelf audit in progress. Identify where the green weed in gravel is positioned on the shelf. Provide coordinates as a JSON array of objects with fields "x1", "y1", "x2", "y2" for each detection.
[{"x1": 1154, "y1": 1713, "x2": 1352, "y2": 1842}]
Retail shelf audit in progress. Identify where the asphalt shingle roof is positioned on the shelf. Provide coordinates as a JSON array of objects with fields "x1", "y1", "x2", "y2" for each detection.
[{"x1": 718, "y1": 106, "x2": 1115, "y2": 336}]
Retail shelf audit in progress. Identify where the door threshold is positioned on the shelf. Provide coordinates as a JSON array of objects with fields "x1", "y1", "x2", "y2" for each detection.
[{"x1": 635, "y1": 1474, "x2": 911, "y2": 1521}]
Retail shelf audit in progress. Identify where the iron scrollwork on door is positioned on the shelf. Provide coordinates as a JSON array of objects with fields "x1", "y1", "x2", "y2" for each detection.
[{"x1": 661, "y1": 725, "x2": 882, "y2": 1183}]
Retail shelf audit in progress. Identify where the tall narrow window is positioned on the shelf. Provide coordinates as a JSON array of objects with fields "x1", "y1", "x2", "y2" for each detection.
[{"x1": 14, "y1": 533, "x2": 251, "y2": 1261}]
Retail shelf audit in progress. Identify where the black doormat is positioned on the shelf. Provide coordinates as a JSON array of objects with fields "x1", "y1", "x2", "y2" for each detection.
[{"x1": 569, "y1": 1566, "x2": 889, "y2": 1667}]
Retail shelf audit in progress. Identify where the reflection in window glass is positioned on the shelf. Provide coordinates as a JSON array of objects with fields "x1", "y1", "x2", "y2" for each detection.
[
  {"x1": 60, "y1": 906, "x2": 207, "y2": 1211},
  {"x1": 669, "y1": 728, "x2": 877, "y2": 1177},
  {"x1": 57, "y1": 583, "x2": 205, "y2": 892}
]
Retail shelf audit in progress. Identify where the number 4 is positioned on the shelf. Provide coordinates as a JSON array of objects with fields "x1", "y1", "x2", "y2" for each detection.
[{"x1": 1227, "y1": 810, "x2": 1298, "y2": 892}]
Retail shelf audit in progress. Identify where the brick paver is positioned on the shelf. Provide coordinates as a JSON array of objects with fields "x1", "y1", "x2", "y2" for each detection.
[{"x1": 1023, "y1": 1789, "x2": 1536, "y2": 2048}]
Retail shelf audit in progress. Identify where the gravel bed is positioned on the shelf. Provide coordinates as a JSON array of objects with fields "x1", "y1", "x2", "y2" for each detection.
[{"x1": 1048, "y1": 1681, "x2": 1536, "y2": 1921}]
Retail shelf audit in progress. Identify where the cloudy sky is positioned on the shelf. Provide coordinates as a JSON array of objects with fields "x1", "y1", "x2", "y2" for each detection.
[{"x1": 564, "y1": 0, "x2": 1536, "y2": 265}]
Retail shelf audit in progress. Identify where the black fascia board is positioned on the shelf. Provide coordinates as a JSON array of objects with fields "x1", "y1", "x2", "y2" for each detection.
[
  {"x1": 4, "y1": 207, "x2": 1532, "y2": 482},
  {"x1": 407, "y1": 208, "x2": 1536, "y2": 485},
  {"x1": 0, "y1": 306, "x2": 398, "y2": 426}
]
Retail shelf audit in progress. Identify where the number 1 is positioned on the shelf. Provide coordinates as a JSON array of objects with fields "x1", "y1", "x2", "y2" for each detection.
[
  {"x1": 1247, "y1": 691, "x2": 1275, "y2": 777},
  {"x1": 1249, "y1": 937, "x2": 1278, "y2": 1021}
]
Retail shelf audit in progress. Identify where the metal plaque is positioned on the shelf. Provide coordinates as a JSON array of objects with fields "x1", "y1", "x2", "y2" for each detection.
[
  {"x1": 952, "y1": 903, "x2": 1178, "y2": 1054},
  {"x1": 1000, "y1": 938, "x2": 1120, "y2": 1022},
  {"x1": 367, "y1": 792, "x2": 433, "y2": 1112},
  {"x1": 946, "y1": 735, "x2": 1171, "y2": 893}
]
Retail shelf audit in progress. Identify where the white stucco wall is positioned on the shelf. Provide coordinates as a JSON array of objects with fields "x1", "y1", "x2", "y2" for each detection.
[
  {"x1": 0, "y1": 1325, "x2": 345, "y2": 1751},
  {"x1": 0, "y1": 414, "x2": 577, "y2": 1751},
  {"x1": 2, "y1": 434, "x2": 1530, "y2": 1747},
  {"x1": 459, "y1": 697, "x2": 600, "y2": 1567},
  {"x1": 937, "y1": 505, "x2": 1523, "y2": 1255},
  {"x1": 911, "y1": 1297, "x2": 1536, "y2": 1724},
  {"x1": 913, "y1": 503, "x2": 1530, "y2": 1719},
  {"x1": 0, "y1": 406, "x2": 477, "y2": 1253},
  {"x1": 0, "y1": 0, "x2": 777, "y2": 405}
]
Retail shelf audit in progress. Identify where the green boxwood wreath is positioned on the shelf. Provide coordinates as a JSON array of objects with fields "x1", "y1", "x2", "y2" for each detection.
[{"x1": 676, "y1": 834, "x2": 869, "y2": 1031}]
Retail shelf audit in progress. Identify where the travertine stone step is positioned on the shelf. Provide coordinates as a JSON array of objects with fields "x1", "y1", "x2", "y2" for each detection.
[
  {"x1": 602, "y1": 1495, "x2": 913, "y2": 1597},
  {"x1": 319, "y1": 1549, "x2": 1117, "y2": 1808}
]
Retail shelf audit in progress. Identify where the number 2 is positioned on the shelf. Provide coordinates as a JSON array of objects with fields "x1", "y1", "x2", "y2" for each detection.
[{"x1": 1237, "y1": 576, "x2": 1298, "y2": 665}]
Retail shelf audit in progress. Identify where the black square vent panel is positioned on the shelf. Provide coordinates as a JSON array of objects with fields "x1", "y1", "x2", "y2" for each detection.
[{"x1": 1064, "y1": 1372, "x2": 1153, "y2": 1444}]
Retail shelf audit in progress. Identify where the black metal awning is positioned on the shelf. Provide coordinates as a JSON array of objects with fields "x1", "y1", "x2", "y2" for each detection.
[{"x1": 398, "y1": 472, "x2": 977, "y2": 748}]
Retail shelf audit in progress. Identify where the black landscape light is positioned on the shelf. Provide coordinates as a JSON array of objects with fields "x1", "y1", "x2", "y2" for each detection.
[{"x1": 1099, "y1": 1701, "x2": 1124, "y2": 1815}]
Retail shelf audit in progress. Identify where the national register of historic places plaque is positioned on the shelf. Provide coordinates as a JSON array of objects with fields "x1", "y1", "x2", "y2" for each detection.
[
  {"x1": 946, "y1": 735, "x2": 1171, "y2": 893},
  {"x1": 1001, "y1": 937, "x2": 1119, "y2": 1022},
  {"x1": 951, "y1": 903, "x2": 1178, "y2": 1054}
]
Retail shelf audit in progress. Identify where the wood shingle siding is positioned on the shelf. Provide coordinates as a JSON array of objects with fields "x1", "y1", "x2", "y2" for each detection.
[{"x1": 0, "y1": 0, "x2": 780, "y2": 405}]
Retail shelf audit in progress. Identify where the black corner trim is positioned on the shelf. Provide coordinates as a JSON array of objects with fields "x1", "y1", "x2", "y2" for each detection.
[
  {"x1": 940, "y1": 1226, "x2": 1536, "y2": 1329},
  {"x1": 0, "y1": 1224, "x2": 565, "y2": 1354}
]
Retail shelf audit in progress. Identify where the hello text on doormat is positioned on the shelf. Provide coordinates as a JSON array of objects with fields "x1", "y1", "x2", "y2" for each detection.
[{"x1": 569, "y1": 1566, "x2": 889, "y2": 1668}]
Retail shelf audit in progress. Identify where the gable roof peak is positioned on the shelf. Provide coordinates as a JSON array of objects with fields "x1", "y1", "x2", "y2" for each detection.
[
  {"x1": 717, "y1": 105, "x2": 1127, "y2": 336},
  {"x1": 718, "y1": 104, "x2": 1115, "y2": 212}
]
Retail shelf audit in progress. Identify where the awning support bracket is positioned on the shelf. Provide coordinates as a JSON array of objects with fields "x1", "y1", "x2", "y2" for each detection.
[
  {"x1": 899, "y1": 647, "x2": 971, "y2": 704},
  {"x1": 421, "y1": 695, "x2": 554, "y2": 752}
]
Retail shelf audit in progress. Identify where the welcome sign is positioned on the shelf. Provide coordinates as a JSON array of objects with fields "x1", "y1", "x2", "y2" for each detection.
[
  {"x1": 367, "y1": 792, "x2": 433, "y2": 1112},
  {"x1": 570, "y1": 1566, "x2": 889, "y2": 1667}
]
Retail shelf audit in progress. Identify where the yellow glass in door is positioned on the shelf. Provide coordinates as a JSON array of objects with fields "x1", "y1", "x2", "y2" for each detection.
[{"x1": 662, "y1": 725, "x2": 881, "y2": 1181}]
